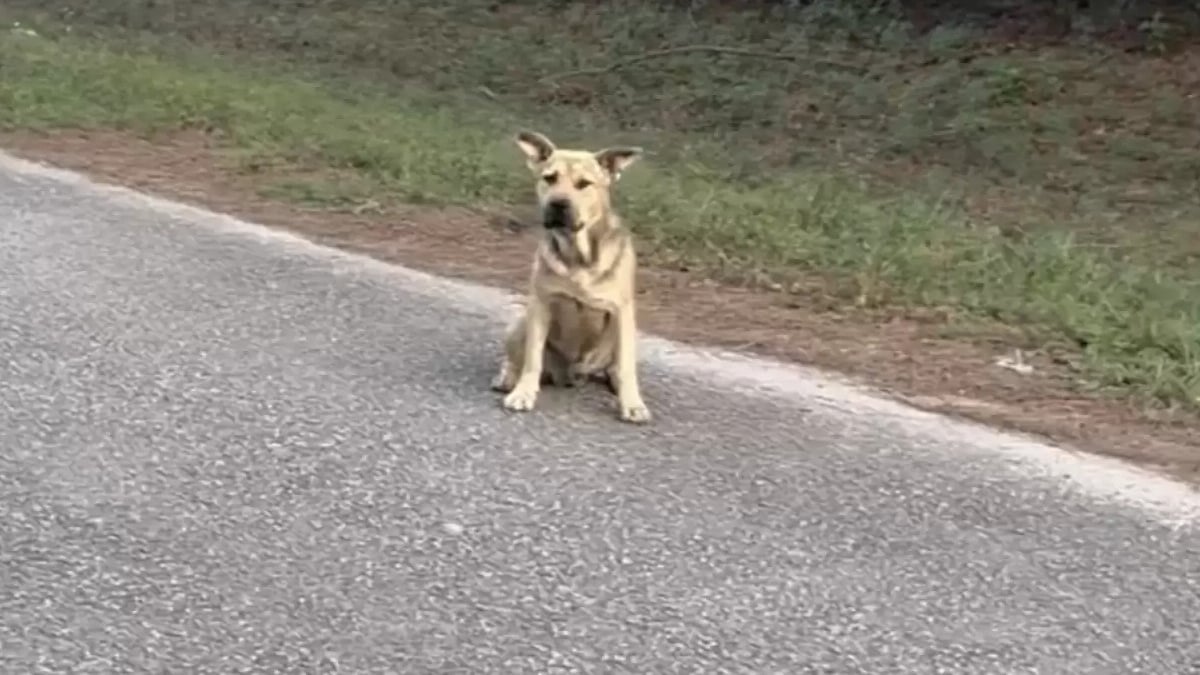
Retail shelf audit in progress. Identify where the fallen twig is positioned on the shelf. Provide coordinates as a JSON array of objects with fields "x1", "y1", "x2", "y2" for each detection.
[{"x1": 541, "y1": 45, "x2": 866, "y2": 82}]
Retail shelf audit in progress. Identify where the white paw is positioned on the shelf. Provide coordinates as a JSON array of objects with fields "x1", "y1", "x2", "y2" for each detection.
[
  {"x1": 503, "y1": 386, "x2": 539, "y2": 412},
  {"x1": 619, "y1": 400, "x2": 652, "y2": 424}
]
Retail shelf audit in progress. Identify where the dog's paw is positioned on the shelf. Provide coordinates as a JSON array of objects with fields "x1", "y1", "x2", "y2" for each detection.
[
  {"x1": 545, "y1": 365, "x2": 574, "y2": 388},
  {"x1": 502, "y1": 386, "x2": 539, "y2": 412},
  {"x1": 491, "y1": 369, "x2": 515, "y2": 392},
  {"x1": 618, "y1": 400, "x2": 652, "y2": 424}
]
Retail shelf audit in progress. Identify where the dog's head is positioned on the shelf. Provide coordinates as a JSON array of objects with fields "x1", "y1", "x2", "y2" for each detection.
[{"x1": 515, "y1": 130, "x2": 642, "y2": 233}]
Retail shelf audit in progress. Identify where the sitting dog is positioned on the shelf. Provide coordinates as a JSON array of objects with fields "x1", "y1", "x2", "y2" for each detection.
[{"x1": 491, "y1": 130, "x2": 651, "y2": 423}]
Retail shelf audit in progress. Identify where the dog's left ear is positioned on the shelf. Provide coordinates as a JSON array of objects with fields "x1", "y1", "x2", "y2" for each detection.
[
  {"x1": 594, "y1": 146, "x2": 643, "y2": 181},
  {"x1": 516, "y1": 130, "x2": 556, "y2": 165}
]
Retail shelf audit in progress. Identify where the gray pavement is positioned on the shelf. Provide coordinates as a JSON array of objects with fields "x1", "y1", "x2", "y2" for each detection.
[{"x1": 1, "y1": 152, "x2": 1199, "y2": 674}]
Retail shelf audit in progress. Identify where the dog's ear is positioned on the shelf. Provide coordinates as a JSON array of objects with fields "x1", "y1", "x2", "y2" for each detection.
[
  {"x1": 516, "y1": 130, "x2": 556, "y2": 164},
  {"x1": 594, "y1": 146, "x2": 643, "y2": 181}
]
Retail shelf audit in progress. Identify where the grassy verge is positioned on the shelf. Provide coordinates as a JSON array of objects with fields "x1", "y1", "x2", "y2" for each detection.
[{"x1": 1, "y1": 1, "x2": 1198, "y2": 412}]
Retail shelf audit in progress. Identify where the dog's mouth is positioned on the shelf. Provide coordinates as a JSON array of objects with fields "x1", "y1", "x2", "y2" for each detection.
[
  {"x1": 542, "y1": 215, "x2": 569, "y2": 230},
  {"x1": 543, "y1": 215, "x2": 587, "y2": 234}
]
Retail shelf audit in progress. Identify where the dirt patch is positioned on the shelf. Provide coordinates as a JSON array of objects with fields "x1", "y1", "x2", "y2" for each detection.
[{"x1": 4, "y1": 129, "x2": 1197, "y2": 482}]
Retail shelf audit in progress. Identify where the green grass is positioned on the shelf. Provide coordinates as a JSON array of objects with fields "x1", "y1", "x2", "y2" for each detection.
[{"x1": 1, "y1": 1, "x2": 1198, "y2": 412}]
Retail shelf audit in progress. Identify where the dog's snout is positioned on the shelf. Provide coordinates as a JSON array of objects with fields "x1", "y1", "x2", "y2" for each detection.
[{"x1": 543, "y1": 199, "x2": 574, "y2": 229}]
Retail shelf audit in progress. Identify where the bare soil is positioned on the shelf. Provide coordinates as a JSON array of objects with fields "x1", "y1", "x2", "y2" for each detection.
[{"x1": 4, "y1": 129, "x2": 1196, "y2": 482}]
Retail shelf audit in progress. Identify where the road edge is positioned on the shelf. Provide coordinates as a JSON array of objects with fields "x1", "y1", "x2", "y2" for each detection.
[{"x1": 4, "y1": 148, "x2": 1197, "y2": 526}]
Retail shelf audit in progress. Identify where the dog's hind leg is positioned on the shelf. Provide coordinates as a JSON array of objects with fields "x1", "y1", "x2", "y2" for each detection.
[
  {"x1": 495, "y1": 314, "x2": 574, "y2": 391},
  {"x1": 542, "y1": 346, "x2": 573, "y2": 387},
  {"x1": 591, "y1": 370, "x2": 618, "y2": 395},
  {"x1": 571, "y1": 354, "x2": 616, "y2": 393},
  {"x1": 574, "y1": 323, "x2": 619, "y2": 394}
]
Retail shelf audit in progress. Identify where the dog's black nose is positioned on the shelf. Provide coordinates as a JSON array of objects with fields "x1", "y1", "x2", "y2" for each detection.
[{"x1": 543, "y1": 199, "x2": 573, "y2": 229}]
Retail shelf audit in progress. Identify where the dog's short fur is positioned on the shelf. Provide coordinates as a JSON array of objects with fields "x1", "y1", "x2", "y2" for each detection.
[{"x1": 491, "y1": 130, "x2": 651, "y2": 423}]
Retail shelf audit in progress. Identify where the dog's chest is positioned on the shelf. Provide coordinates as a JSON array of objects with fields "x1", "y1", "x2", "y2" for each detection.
[
  {"x1": 540, "y1": 264, "x2": 617, "y2": 314},
  {"x1": 565, "y1": 274, "x2": 613, "y2": 308}
]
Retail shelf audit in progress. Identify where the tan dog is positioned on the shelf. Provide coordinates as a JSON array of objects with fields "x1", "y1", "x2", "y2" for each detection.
[{"x1": 491, "y1": 130, "x2": 651, "y2": 423}]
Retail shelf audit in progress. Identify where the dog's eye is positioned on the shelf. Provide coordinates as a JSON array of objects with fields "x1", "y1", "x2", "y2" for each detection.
[
  {"x1": 574, "y1": 179, "x2": 592, "y2": 190},
  {"x1": 542, "y1": 172, "x2": 559, "y2": 185}
]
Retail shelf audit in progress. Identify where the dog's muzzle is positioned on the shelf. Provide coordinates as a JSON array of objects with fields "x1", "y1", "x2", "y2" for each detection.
[{"x1": 542, "y1": 199, "x2": 574, "y2": 230}]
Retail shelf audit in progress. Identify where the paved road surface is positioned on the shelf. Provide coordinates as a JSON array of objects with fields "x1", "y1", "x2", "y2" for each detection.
[{"x1": 2, "y1": 153, "x2": 1199, "y2": 674}]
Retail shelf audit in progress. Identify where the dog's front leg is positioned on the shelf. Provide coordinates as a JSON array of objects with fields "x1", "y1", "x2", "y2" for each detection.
[
  {"x1": 503, "y1": 297, "x2": 551, "y2": 413},
  {"x1": 612, "y1": 302, "x2": 651, "y2": 423}
]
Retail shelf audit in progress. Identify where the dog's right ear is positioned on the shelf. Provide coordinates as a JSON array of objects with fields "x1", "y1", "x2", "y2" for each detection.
[{"x1": 515, "y1": 130, "x2": 556, "y2": 165}]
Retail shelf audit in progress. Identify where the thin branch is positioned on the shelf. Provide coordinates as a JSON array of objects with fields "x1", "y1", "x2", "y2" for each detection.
[{"x1": 541, "y1": 45, "x2": 866, "y2": 83}]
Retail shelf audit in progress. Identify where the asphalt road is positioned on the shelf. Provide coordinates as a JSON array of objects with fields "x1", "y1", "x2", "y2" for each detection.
[{"x1": 1, "y1": 153, "x2": 1199, "y2": 675}]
